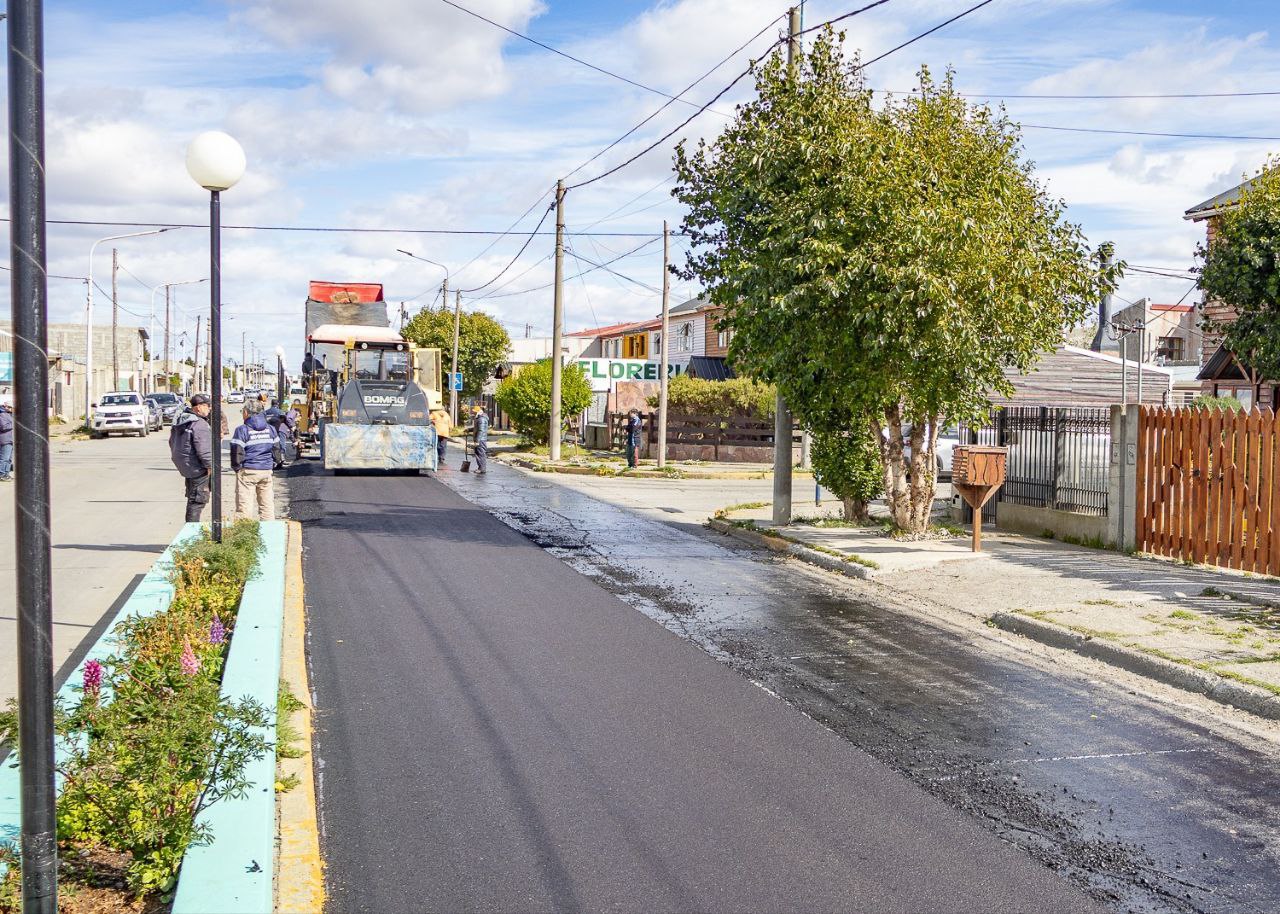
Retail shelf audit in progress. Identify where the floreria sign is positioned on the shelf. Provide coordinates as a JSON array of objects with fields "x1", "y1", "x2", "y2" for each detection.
[{"x1": 576, "y1": 358, "x2": 685, "y2": 392}]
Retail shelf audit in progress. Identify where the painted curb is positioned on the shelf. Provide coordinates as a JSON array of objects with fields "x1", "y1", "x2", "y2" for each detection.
[
  {"x1": 708, "y1": 518, "x2": 876, "y2": 580},
  {"x1": 274, "y1": 521, "x2": 325, "y2": 914},
  {"x1": 0, "y1": 522, "x2": 203, "y2": 850},
  {"x1": 990, "y1": 611, "x2": 1280, "y2": 721},
  {"x1": 172, "y1": 520, "x2": 288, "y2": 914}
]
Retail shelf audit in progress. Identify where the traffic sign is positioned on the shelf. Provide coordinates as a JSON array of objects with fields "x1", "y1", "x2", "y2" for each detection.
[{"x1": 452, "y1": 372, "x2": 464, "y2": 392}]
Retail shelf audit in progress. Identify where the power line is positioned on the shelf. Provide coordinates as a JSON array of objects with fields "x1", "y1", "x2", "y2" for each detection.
[
  {"x1": 860, "y1": 0, "x2": 994, "y2": 68},
  {"x1": 565, "y1": 247, "x2": 603, "y2": 331},
  {"x1": 478, "y1": 236, "x2": 662, "y2": 301},
  {"x1": 561, "y1": 11, "x2": 788, "y2": 182},
  {"x1": 0, "y1": 216, "x2": 657, "y2": 238},
  {"x1": 565, "y1": 246, "x2": 663, "y2": 293},
  {"x1": 1022, "y1": 123, "x2": 1280, "y2": 141},
  {"x1": 458, "y1": 201, "x2": 557, "y2": 294},
  {"x1": 438, "y1": 0, "x2": 728, "y2": 116},
  {"x1": 451, "y1": 185, "x2": 555, "y2": 286},
  {"x1": 567, "y1": 0, "x2": 994, "y2": 191}
]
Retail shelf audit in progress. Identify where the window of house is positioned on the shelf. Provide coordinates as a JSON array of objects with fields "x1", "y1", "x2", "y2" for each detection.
[
  {"x1": 676, "y1": 323, "x2": 693, "y2": 352},
  {"x1": 623, "y1": 333, "x2": 647, "y2": 359},
  {"x1": 652, "y1": 331, "x2": 661, "y2": 351},
  {"x1": 717, "y1": 328, "x2": 733, "y2": 348},
  {"x1": 1156, "y1": 336, "x2": 1185, "y2": 362}
]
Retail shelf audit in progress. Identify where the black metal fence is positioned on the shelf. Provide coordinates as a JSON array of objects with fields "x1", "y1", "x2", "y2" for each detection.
[{"x1": 959, "y1": 406, "x2": 1111, "y2": 521}]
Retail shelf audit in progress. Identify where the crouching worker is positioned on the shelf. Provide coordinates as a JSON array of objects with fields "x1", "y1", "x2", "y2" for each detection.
[{"x1": 230, "y1": 407, "x2": 282, "y2": 521}]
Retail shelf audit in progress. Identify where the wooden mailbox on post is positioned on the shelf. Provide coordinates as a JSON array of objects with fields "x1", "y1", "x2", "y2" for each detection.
[{"x1": 951, "y1": 445, "x2": 1008, "y2": 552}]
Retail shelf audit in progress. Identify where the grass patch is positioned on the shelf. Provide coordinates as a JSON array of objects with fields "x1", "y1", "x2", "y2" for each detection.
[
  {"x1": 1083, "y1": 598, "x2": 1123, "y2": 607},
  {"x1": 275, "y1": 679, "x2": 305, "y2": 793},
  {"x1": 712, "y1": 501, "x2": 769, "y2": 520},
  {"x1": 1169, "y1": 609, "x2": 1200, "y2": 621}
]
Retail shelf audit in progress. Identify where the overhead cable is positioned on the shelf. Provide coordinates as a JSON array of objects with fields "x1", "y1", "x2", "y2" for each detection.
[
  {"x1": 1021, "y1": 123, "x2": 1280, "y2": 141},
  {"x1": 438, "y1": 0, "x2": 731, "y2": 115}
]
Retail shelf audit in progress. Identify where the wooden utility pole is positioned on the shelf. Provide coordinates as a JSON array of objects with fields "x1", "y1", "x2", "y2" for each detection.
[
  {"x1": 450, "y1": 289, "x2": 461, "y2": 426},
  {"x1": 658, "y1": 221, "x2": 670, "y2": 468},
  {"x1": 772, "y1": 5, "x2": 801, "y2": 526},
  {"x1": 549, "y1": 179, "x2": 566, "y2": 460},
  {"x1": 111, "y1": 247, "x2": 119, "y2": 390}
]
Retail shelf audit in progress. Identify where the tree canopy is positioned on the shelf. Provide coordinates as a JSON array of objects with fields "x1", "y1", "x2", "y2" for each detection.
[
  {"x1": 673, "y1": 31, "x2": 1117, "y2": 533},
  {"x1": 495, "y1": 358, "x2": 594, "y2": 444},
  {"x1": 1197, "y1": 158, "x2": 1280, "y2": 389},
  {"x1": 403, "y1": 306, "x2": 511, "y2": 398}
]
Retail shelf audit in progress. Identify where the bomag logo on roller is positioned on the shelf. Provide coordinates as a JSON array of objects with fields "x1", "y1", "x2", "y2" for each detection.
[{"x1": 363, "y1": 395, "x2": 407, "y2": 407}]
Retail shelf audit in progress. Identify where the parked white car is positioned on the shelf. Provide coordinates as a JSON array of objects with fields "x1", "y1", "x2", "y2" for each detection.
[
  {"x1": 897, "y1": 424, "x2": 962, "y2": 480},
  {"x1": 90, "y1": 391, "x2": 150, "y2": 438}
]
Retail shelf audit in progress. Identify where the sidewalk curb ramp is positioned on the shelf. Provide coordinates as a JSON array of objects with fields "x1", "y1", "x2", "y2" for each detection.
[
  {"x1": 172, "y1": 521, "x2": 288, "y2": 913},
  {"x1": 990, "y1": 611, "x2": 1280, "y2": 721},
  {"x1": 708, "y1": 518, "x2": 875, "y2": 580}
]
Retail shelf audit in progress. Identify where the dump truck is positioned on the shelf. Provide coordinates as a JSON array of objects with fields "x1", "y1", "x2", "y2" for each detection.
[{"x1": 297, "y1": 281, "x2": 448, "y2": 472}]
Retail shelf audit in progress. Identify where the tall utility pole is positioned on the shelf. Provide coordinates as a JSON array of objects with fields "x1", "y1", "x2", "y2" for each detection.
[
  {"x1": 111, "y1": 247, "x2": 119, "y2": 390},
  {"x1": 657, "y1": 221, "x2": 671, "y2": 468},
  {"x1": 242, "y1": 331, "x2": 246, "y2": 391},
  {"x1": 772, "y1": 5, "x2": 801, "y2": 527},
  {"x1": 164, "y1": 285, "x2": 171, "y2": 387},
  {"x1": 9, "y1": 0, "x2": 58, "y2": 907},
  {"x1": 450, "y1": 289, "x2": 461, "y2": 426},
  {"x1": 549, "y1": 180, "x2": 566, "y2": 460}
]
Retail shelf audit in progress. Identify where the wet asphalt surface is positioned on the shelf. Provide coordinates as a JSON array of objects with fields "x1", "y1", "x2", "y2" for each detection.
[
  {"x1": 288, "y1": 461, "x2": 1104, "y2": 914},
  {"x1": 428, "y1": 462, "x2": 1280, "y2": 914}
]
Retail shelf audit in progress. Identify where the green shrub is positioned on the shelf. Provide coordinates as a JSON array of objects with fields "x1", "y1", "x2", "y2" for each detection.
[
  {"x1": 646, "y1": 374, "x2": 775, "y2": 418},
  {"x1": 0, "y1": 521, "x2": 269, "y2": 898},
  {"x1": 1188, "y1": 395, "x2": 1245, "y2": 412},
  {"x1": 811, "y1": 427, "x2": 883, "y2": 522},
  {"x1": 495, "y1": 358, "x2": 593, "y2": 444}
]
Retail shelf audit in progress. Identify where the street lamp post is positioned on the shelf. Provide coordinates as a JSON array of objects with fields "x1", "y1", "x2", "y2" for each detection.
[
  {"x1": 397, "y1": 249, "x2": 456, "y2": 421},
  {"x1": 186, "y1": 130, "x2": 246, "y2": 543},
  {"x1": 149, "y1": 279, "x2": 207, "y2": 395},
  {"x1": 85, "y1": 227, "x2": 173, "y2": 419}
]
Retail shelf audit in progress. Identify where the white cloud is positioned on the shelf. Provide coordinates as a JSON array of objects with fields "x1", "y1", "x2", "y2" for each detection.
[{"x1": 234, "y1": 0, "x2": 545, "y2": 114}]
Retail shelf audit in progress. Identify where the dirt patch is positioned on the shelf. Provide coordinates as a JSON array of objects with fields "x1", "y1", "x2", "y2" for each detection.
[{"x1": 0, "y1": 846, "x2": 169, "y2": 914}]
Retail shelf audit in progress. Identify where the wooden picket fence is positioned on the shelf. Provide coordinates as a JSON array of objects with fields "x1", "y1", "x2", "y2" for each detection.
[{"x1": 1137, "y1": 406, "x2": 1280, "y2": 574}]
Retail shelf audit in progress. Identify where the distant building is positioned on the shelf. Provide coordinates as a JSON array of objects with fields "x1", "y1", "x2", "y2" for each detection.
[{"x1": 1, "y1": 320, "x2": 149, "y2": 419}]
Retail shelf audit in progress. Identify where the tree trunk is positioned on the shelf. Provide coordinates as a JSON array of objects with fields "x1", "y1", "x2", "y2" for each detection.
[
  {"x1": 881, "y1": 404, "x2": 940, "y2": 537},
  {"x1": 842, "y1": 495, "x2": 869, "y2": 523}
]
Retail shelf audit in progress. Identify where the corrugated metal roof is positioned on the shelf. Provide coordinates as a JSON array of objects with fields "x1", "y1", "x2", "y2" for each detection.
[
  {"x1": 1185, "y1": 176, "x2": 1258, "y2": 221},
  {"x1": 686, "y1": 355, "x2": 735, "y2": 381}
]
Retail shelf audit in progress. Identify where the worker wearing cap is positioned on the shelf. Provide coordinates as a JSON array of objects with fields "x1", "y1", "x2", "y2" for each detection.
[{"x1": 169, "y1": 393, "x2": 214, "y2": 522}]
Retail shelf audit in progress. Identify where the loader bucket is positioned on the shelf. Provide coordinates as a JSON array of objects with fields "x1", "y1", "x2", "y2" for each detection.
[{"x1": 323, "y1": 423, "x2": 438, "y2": 471}]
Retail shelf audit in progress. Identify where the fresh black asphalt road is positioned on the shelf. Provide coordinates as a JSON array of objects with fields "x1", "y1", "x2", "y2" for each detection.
[{"x1": 293, "y1": 464, "x2": 1101, "y2": 914}]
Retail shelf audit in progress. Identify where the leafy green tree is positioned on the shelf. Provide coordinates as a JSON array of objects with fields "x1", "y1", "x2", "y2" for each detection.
[
  {"x1": 811, "y1": 423, "x2": 883, "y2": 522},
  {"x1": 1197, "y1": 159, "x2": 1280, "y2": 401},
  {"x1": 495, "y1": 358, "x2": 593, "y2": 444},
  {"x1": 673, "y1": 33, "x2": 1117, "y2": 534},
  {"x1": 403, "y1": 306, "x2": 511, "y2": 398}
]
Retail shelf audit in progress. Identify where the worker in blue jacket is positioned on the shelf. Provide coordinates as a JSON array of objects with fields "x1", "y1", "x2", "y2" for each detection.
[{"x1": 230, "y1": 409, "x2": 282, "y2": 521}]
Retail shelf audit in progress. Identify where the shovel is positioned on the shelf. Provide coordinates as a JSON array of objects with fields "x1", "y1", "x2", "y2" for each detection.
[{"x1": 460, "y1": 433, "x2": 472, "y2": 473}]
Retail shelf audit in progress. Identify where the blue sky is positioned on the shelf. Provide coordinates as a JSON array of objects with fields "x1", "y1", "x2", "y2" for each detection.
[{"x1": 4, "y1": 0, "x2": 1279, "y2": 367}]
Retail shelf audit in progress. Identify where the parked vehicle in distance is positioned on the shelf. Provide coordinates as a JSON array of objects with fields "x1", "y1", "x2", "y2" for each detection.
[
  {"x1": 90, "y1": 391, "x2": 149, "y2": 438},
  {"x1": 142, "y1": 397, "x2": 164, "y2": 432},
  {"x1": 288, "y1": 385, "x2": 306, "y2": 405},
  {"x1": 226, "y1": 390, "x2": 245, "y2": 404},
  {"x1": 147, "y1": 391, "x2": 182, "y2": 424},
  {"x1": 898, "y1": 424, "x2": 961, "y2": 481}
]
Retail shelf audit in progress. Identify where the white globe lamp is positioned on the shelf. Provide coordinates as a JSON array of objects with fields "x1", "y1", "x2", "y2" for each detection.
[{"x1": 185, "y1": 131, "x2": 246, "y2": 192}]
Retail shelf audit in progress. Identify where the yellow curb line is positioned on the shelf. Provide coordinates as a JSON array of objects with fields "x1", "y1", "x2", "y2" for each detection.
[{"x1": 275, "y1": 520, "x2": 326, "y2": 913}]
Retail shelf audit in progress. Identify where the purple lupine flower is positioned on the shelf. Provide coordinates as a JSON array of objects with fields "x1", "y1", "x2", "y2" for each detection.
[
  {"x1": 209, "y1": 615, "x2": 226, "y2": 646},
  {"x1": 180, "y1": 638, "x2": 200, "y2": 677},
  {"x1": 83, "y1": 659, "x2": 103, "y2": 700}
]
